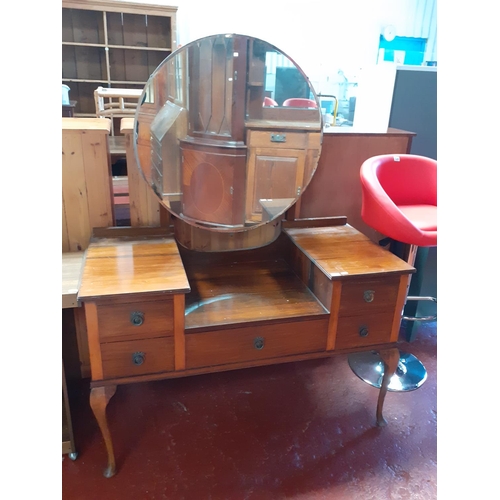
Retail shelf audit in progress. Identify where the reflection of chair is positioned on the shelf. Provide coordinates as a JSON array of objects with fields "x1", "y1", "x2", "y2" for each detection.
[
  {"x1": 282, "y1": 98, "x2": 318, "y2": 108},
  {"x1": 263, "y1": 97, "x2": 278, "y2": 106},
  {"x1": 348, "y1": 154, "x2": 437, "y2": 392}
]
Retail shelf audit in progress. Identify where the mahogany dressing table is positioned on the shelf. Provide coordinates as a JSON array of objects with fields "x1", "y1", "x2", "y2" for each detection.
[{"x1": 77, "y1": 34, "x2": 414, "y2": 477}]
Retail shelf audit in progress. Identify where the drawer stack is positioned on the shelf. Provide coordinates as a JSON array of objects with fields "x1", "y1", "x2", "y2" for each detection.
[
  {"x1": 93, "y1": 296, "x2": 176, "y2": 379},
  {"x1": 335, "y1": 277, "x2": 401, "y2": 350}
]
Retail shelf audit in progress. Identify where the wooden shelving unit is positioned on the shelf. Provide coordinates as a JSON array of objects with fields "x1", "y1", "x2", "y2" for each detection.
[{"x1": 62, "y1": 0, "x2": 178, "y2": 118}]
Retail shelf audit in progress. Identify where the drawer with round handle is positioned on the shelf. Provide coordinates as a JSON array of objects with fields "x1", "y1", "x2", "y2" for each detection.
[
  {"x1": 96, "y1": 298, "x2": 174, "y2": 342},
  {"x1": 338, "y1": 277, "x2": 400, "y2": 315},
  {"x1": 100, "y1": 337, "x2": 175, "y2": 379},
  {"x1": 335, "y1": 312, "x2": 395, "y2": 350},
  {"x1": 186, "y1": 317, "x2": 329, "y2": 369}
]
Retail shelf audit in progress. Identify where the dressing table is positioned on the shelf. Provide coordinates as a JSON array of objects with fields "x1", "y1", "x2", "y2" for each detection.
[{"x1": 77, "y1": 34, "x2": 415, "y2": 477}]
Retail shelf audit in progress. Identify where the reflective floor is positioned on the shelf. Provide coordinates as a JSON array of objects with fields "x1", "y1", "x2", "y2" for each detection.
[{"x1": 62, "y1": 318, "x2": 436, "y2": 500}]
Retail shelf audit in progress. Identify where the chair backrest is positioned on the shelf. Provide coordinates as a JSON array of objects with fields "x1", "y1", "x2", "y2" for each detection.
[
  {"x1": 282, "y1": 98, "x2": 318, "y2": 108},
  {"x1": 263, "y1": 97, "x2": 278, "y2": 106},
  {"x1": 360, "y1": 154, "x2": 437, "y2": 247},
  {"x1": 362, "y1": 154, "x2": 437, "y2": 207}
]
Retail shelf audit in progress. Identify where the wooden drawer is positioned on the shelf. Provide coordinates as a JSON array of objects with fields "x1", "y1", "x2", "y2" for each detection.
[
  {"x1": 186, "y1": 318, "x2": 328, "y2": 369},
  {"x1": 248, "y1": 130, "x2": 308, "y2": 150},
  {"x1": 101, "y1": 337, "x2": 175, "y2": 379},
  {"x1": 339, "y1": 277, "x2": 400, "y2": 316},
  {"x1": 97, "y1": 298, "x2": 174, "y2": 342},
  {"x1": 335, "y1": 312, "x2": 395, "y2": 350}
]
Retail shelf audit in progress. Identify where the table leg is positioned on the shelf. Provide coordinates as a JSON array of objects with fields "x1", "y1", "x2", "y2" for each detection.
[
  {"x1": 375, "y1": 347, "x2": 399, "y2": 427},
  {"x1": 90, "y1": 385, "x2": 117, "y2": 477}
]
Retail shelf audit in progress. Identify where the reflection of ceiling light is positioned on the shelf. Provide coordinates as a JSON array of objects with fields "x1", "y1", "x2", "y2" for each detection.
[{"x1": 382, "y1": 25, "x2": 397, "y2": 42}]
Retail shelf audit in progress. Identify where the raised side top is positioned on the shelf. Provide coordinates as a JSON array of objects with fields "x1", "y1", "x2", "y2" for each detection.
[
  {"x1": 78, "y1": 230, "x2": 190, "y2": 301},
  {"x1": 284, "y1": 224, "x2": 415, "y2": 279}
]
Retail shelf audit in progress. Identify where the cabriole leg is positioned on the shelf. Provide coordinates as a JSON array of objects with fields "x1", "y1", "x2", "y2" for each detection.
[
  {"x1": 375, "y1": 348, "x2": 400, "y2": 427},
  {"x1": 90, "y1": 385, "x2": 117, "y2": 478}
]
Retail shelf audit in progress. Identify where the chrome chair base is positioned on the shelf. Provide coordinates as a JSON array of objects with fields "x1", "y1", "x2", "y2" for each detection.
[
  {"x1": 348, "y1": 350, "x2": 427, "y2": 392},
  {"x1": 403, "y1": 296, "x2": 437, "y2": 322}
]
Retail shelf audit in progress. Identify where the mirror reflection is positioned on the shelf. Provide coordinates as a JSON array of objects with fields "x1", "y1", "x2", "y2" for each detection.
[{"x1": 134, "y1": 33, "x2": 322, "y2": 232}]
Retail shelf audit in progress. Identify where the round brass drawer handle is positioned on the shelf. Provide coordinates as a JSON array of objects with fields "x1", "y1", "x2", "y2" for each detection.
[
  {"x1": 132, "y1": 351, "x2": 145, "y2": 366},
  {"x1": 130, "y1": 311, "x2": 144, "y2": 326},
  {"x1": 254, "y1": 337, "x2": 265, "y2": 350},
  {"x1": 359, "y1": 326, "x2": 369, "y2": 337},
  {"x1": 363, "y1": 290, "x2": 375, "y2": 303}
]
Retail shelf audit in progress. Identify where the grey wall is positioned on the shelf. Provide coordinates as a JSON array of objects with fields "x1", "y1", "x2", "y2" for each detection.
[{"x1": 389, "y1": 68, "x2": 437, "y2": 159}]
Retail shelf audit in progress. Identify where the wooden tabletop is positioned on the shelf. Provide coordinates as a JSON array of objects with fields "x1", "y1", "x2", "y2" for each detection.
[
  {"x1": 62, "y1": 252, "x2": 85, "y2": 309},
  {"x1": 78, "y1": 232, "x2": 191, "y2": 301},
  {"x1": 62, "y1": 117, "x2": 111, "y2": 132},
  {"x1": 284, "y1": 224, "x2": 415, "y2": 279}
]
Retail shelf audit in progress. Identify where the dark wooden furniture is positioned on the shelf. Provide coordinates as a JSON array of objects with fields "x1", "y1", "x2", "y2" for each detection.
[
  {"x1": 72, "y1": 33, "x2": 419, "y2": 479},
  {"x1": 78, "y1": 223, "x2": 414, "y2": 477},
  {"x1": 62, "y1": 100, "x2": 77, "y2": 117}
]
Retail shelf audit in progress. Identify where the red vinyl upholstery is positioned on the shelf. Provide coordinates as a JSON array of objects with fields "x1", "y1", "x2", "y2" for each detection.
[
  {"x1": 360, "y1": 154, "x2": 437, "y2": 247},
  {"x1": 282, "y1": 98, "x2": 318, "y2": 108},
  {"x1": 263, "y1": 97, "x2": 278, "y2": 106}
]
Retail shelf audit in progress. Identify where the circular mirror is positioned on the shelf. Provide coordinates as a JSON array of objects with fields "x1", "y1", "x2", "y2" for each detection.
[{"x1": 134, "y1": 33, "x2": 322, "y2": 232}]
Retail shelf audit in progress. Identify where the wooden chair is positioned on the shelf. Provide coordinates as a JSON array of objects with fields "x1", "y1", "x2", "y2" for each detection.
[{"x1": 94, "y1": 86, "x2": 142, "y2": 135}]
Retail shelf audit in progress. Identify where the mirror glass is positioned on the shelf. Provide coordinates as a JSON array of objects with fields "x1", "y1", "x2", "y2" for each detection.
[{"x1": 134, "y1": 33, "x2": 322, "y2": 232}]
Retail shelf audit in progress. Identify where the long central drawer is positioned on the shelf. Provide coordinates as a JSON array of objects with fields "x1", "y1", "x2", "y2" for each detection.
[{"x1": 185, "y1": 318, "x2": 329, "y2": 369}]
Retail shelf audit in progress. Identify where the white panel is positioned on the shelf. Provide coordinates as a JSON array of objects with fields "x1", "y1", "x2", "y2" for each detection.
[{"x1": 351, "y1": 64, "x2": 397, "y2": 132}]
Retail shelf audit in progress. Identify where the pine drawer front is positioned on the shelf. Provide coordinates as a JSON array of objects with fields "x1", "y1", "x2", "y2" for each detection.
[
  {"x1": 335, "y1": 312, "x2": 395, "y2": 350},
  {"x1": 97, "y1": 299, "x2": 174, "y2": 342},
  {"x1": 338, "y1": 277, "x2": 400, "y2": 316},
  {"x1": 185, "y1": 318, "x2": 328, "y2": 369},
  {"x1": 100, "y1": 337, "x2": 175, "y2": 379}
]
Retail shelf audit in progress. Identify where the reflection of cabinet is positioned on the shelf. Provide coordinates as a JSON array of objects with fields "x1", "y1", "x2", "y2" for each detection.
[
  {"x1": 186, "y1": 35, "x2": 246, "y2": 142},
  {"x1": 245, "y1": 128, "x2": 321, "y2": 222},
  {"x1": 180, "y1": 140, "x2": 247, "y2": 227},
  {"x1": 62, "y1": 0, "x2": 177, "y2": 117}
]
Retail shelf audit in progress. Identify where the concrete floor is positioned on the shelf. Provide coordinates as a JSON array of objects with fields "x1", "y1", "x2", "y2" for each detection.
[{"x1": 62, "y1": 318, "x2": 436, "y2": 500}]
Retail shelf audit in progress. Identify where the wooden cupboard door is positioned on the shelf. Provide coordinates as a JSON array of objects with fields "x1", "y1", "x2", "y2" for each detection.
[
  {"x1": 181, "y1": 144, "x2": 247, "y2": 226},
  {"x1": 246, "y1": 148, "x2": 305, "y2": 221}
]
